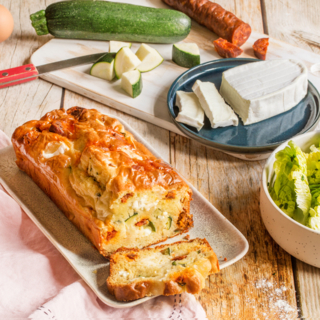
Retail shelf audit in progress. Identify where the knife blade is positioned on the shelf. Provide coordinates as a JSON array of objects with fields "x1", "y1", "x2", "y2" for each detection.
[{"x1": 0, "y1": 52, "x2": 107, "y2": 89}]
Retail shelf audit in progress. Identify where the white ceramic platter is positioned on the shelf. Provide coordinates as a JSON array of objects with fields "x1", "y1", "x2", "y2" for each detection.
[{"x1": 0, "y1": 114, "x2": 248, "y2": 308}]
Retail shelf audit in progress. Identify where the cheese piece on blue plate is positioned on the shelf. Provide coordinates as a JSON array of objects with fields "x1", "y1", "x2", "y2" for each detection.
[
  {"x1": 175, "y1": 91, "x2": 204, "y2": 131},
  {"x1": 219, "y1": 59, "x2": 308, "y2": 125},
  {"x1": 192, "y1": 80, "x2": 238, "y2": 128}
]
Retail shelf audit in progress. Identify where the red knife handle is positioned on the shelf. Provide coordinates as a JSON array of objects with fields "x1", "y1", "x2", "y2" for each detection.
[{"x1": 0, "y1": 64, "x2": 39, "y2": 89}]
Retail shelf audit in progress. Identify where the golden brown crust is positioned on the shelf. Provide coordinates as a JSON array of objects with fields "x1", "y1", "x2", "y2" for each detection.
[
  {"x1": 12, "y1": 107, "x2": 187, "y2": 194},
  {"x1": 12, "y1": 107, "x2": 193, "y2": 257},
  {"x1": 107, "y1": 238, "x2": 219, "y2": 301},
  {"x1": 107, "y1": 272, "x2": 201, "y2": 301},
  {"x1": 13, "y1": 143, "x2": 103, "y2": 251},
  {"x1": 111, "y1": 238, "x2": 213, "y2": 256},
  {"x1": 109, "y1": 281, "x2": 154, "y2": 302}
]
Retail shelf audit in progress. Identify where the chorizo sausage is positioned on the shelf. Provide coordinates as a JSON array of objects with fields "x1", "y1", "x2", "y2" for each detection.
[
  {"x1": 213, "y1": 38, "x2": 243, "y2": 58},
  {"x1": 253, "y1": 38, "x2": 269, "y2": 60},
  {"x1": 162, "y1": 0, "x2": 251, "y2": 46},
  {"x1": 135, "y1": 219, "x2": 149, "y2": 227}
]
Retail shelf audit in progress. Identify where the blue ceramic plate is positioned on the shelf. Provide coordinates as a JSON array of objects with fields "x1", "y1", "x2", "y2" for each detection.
[{"x1": 167, "y1": 58, "x2": 320, "y2": 154}]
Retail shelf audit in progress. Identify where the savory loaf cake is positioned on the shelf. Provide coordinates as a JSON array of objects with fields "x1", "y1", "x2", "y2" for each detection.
[
  {"x1": 12, "y1": 107, "x2": 193, "y2": 257},
  {"x1": 107, "y1": 238, "x2": 220, "y2": 301}
]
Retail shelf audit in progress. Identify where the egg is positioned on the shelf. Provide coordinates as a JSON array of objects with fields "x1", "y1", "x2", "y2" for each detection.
[{"x1": 0, "y1": 5, "x2": 14, "y2": 43}]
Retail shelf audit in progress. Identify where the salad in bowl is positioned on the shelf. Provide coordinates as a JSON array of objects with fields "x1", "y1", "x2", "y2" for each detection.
[
  {"x1": 261, "y1": 131, "x2": 320, "y2": 268},
  {"x1": 269, "y1": 140, "x2": 320, "y2": 231}
]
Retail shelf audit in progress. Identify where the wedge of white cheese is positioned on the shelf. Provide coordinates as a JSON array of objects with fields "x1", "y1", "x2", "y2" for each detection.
[
  {"x1": 192, "y1": 80, "x2": 238, "y2": 128},
  {"x1": 219, "y1": 59, "x2": 308, "y2": 125},
  {"x1": 175, "y1": 91, "x2": 204, "y2": 131}
]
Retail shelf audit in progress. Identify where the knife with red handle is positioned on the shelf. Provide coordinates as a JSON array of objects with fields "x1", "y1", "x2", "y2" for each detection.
[{"x1": 0, "y1": 52, "x2": 107, "y2": 89}]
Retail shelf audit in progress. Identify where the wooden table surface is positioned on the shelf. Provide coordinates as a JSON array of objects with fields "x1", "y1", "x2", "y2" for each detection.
[{"x1": 1, "y1": 0, "x2": 320, "y2": 319}]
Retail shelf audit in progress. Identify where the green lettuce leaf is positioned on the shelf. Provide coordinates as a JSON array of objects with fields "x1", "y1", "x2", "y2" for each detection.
[
  {"x1": 270, "y1": 141, "x2": 311, "y2": 224},
  {"x1": 304, "y1": 144, "x2": 320, "y2": 213},
  {"x1": 308, "y1": 207, "x2": 320, "y2": 231},
  {"x1": 309, "y1": 183, "x2": 320, "y2": 207},
  {"x1": 306, "y1": 144, "x2": 320, "y2": 184}
]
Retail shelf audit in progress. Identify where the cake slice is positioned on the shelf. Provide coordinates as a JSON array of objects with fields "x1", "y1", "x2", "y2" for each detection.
[
  {"x1": 107, "y1": 238, "x2": 219, "y2": 301},
  {"x1": 192, "y1": 79, "x2": 238, "y2": 128}
]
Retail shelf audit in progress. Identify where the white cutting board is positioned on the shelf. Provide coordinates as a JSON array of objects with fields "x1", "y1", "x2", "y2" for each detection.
[{"x1": 31, "y1": 0, "x2": 320, "y2": 136}]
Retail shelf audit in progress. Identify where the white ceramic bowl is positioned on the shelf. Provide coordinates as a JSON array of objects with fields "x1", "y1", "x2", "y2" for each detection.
[{"x1": 261, "y1": 130, "x2": 320, "y2": 268}]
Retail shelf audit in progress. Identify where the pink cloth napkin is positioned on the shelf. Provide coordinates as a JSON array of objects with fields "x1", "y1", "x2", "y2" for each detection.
[{"x1": 0, "y1": 130, "x2": 208, "y2": 320}]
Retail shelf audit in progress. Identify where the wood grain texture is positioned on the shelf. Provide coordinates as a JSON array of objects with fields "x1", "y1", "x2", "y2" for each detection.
[
  {"x1": 0, "y1": 0, "x2": 319, "y2": 319},
  {"x1": 262, "y1": 0, "x2": 320, "y2": 54},
  {"x1": 0, "y1": 0, "x2": 60, "y2": 137},
  {"x1": 170, "y1": 135, "x2": 298, "y2": 319},
  {"x1": 294, "y1": 259, "x2": 320, "y2": 319},
  {"x1": 262, "y1": 0, "x2": 320, "y2": 318},
  {"x1": 173, "y1": 1, "x2": 297, "y2": 319}
]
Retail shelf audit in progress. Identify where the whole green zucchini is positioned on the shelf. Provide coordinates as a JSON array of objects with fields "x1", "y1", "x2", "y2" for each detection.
[{"x1": 30, "y1": 0, "x2": 191, "y2": 44}]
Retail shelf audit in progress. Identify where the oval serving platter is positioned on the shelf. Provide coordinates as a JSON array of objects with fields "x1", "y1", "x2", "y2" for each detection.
[
  {"x1": 167, "y1": 58, "x2": 320, "y2": 154},
  {"x1": 0, "y1": 113, "x2": 248, "y2": 308}
]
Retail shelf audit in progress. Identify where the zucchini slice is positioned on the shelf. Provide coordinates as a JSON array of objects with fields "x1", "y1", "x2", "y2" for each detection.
[
  {"x1": 109, "y1": 41, "x2": 132, "y2": 53},
  {"x1": 167, "y1": 216, "x2": 173, "y2": 230},
  {"x1": 121, "y1": 70, "x2": 143, "y2": 98},
  {"x1": 125, "y1": 212, "x2": 138, "y2": 222},
  {"x1": 172, "y1": 43, "x2": 200, "y2": 68},
  {"x1": 135, "y1": 44, "x2": 164, "y2": 73},
  {"x1": 114, "y1": 47, "x2": 141, "y2": 79},
  {"x1": 90, "y1": 53, "x2": 116, "y2": 81},
  {"x1": 162, "y1": 247, "x2": 171, "y2": 255},
  {"x1": 147, "y1": 221, "x2": 156, "y2": 232}
]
